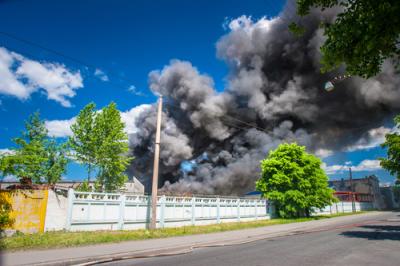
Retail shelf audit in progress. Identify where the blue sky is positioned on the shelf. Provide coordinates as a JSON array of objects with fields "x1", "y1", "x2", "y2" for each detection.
[{"x1": 0, "y1": 0, "x2": 395, "y2": 184}]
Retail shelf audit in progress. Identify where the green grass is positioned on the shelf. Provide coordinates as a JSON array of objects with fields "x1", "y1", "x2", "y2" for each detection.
[{"x1": 1, "y1": 211, "x2": 366, "y2": 251}]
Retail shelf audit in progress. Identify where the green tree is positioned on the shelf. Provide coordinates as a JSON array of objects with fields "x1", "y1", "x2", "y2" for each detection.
[
  {"x1": 95, "y1": 102, "x2": 132, "y2": 192},
  {"x1": 69, "y1": 102, "x2": 98, "y2": 182},
  {"x1": 0, "y1": 193, "x2": 14, "y2": 232},
  {"x1": 0, "y1": 112, "x2": 68, "y2": 184},
  {"x1": 380, "y1": 115, "x2": 400, "y2": 181},
  {"x1": 6, "y1": 112, "x2": 48, "y2": 183},
  {"x1": 293, "y1": 0, "x2": 400, "y2": 78},
  {"x1": 43, "y1": 141, "x2": 69, "y2": 185},
  {"x1": 69, "y1": 102, "x2": 132, "y2": 192},
  {"x1": 256, "y1": 143, "x2": 336, "y2": 218}
]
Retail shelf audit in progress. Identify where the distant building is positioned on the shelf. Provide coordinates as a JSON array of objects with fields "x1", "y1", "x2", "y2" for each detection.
[{"x1": 329, "y1": 175, "x2": 385, "y2": 209}]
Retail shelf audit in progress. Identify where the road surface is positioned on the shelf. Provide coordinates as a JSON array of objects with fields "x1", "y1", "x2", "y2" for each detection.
[
  {"x1": 3, "y1": 211, "x2": 398, "y2": 266},
  {"x1": 102, "y1": 212, "x2": 400, "y2": 266}
]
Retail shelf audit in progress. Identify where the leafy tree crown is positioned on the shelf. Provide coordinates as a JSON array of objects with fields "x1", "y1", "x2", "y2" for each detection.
[{"x1": 256, "y1": 143, "x2": 336, "y2": 218}]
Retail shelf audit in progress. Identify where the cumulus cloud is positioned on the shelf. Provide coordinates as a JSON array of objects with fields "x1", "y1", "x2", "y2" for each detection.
[
  {"x1": 344, "y1": 125, "x2": 400, "y2": 152},
  {"x1": 323, "y1": 160, "x2": 382, "y2": 174},
  {"x1": 45, "y1": 118, "x2": 76, "y2": 138},
  {"x1": 315, "y1": 148, "x2": 333, "y2": 158},
  {"x1": 345, "y1": 126, "x2": 391, "y2": 151},
  {"x1": 0, "y1": 47, "x2": 83, "y2": 107},
  {"x1": 120, "y1": 104, "x2": 152, "y2": 134},
  {"x1": 94, "y1": 68, "x2": 109, "y2": 82}
]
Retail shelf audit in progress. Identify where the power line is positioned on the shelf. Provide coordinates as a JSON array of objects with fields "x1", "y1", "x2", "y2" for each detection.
[
  {"x1": 0, "y1": 30, "x2": 144, "y2": 93},
  {"x1": 1, "y1": 44, "x2": 134, "y2": 93}
]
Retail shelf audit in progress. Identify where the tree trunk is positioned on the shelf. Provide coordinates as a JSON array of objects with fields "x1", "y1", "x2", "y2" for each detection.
[{"x1": 88, "y1": 164, "x2": 91, "y2": 183}]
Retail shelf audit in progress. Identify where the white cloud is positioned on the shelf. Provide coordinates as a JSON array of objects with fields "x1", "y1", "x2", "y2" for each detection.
[
  {"x1": 44, "y1": 104, "x2": 151, "y2": 138},
  {"x1": 0, "y1": 47, "x2": 83, "y2": 107},
  {"x1": 94, "y1": 68, "x2": 109, "y2": 82},
  {"x1": 351, "y1": 159, "x2": 382, "y2": 172},
  {"x1": 315, "y1": 148, "x2": 333, "y2": 158},
  {"x1": 120, "y1": 104, "x2": 151, "y2": 134},
  {"x1": 0, "y1": 48, "x2": 33, "y2": 99},
  {"x1": 127, "y1": 85, "x2": 146, "y2": 97},
  {"x1": 323, "y1": 159, "x2": 382, "y2": 175},
  {"x1": 0, "y1": 148, "x2": 14, "y2": 155},
  {"x1": 345, "y1": 126, "x2": 391, "y2": 151},
  {"x1": 45, "y1": 118, "x2": 76, "y2": 137}
]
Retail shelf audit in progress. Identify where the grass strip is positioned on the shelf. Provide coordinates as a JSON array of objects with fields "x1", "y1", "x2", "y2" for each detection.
[{"x1": 1, "y1": 211, "x2": 366, "y2": 251}]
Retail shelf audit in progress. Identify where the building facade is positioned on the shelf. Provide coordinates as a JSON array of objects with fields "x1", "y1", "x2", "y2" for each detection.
[{"x1": 329, "y1": 175, "x2": 385, "y2": 209}]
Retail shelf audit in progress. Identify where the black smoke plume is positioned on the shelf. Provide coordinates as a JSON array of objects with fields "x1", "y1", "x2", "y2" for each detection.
[{"x1": 128, "y1": 1, "x2": 400, "y2": 195}]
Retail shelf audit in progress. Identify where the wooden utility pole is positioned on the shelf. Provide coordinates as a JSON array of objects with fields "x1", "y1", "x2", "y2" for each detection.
[
  {"x1": 150, "y1": 96, "x2": 162, "y2": 230},
  {"x1": 349, "y1": 167, "x2": 356, "y2": 212}
]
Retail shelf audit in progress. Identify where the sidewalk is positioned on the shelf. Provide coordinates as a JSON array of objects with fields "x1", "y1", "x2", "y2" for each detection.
[{"x1": 3, "y1": 212, "x2": 387, "y2": 266}]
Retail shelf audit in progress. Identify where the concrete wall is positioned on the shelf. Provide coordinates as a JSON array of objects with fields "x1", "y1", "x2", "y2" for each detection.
[
  {"x1": 65, "y1": 190, "x2": 271, "y2": 231},
  {"x1": 44, "y1": 189, "x2": 68, "y2": 231},
  {"x1": 1, "y1": 188, "x2": 376, "y2": 233},
  {"x1": 313, "y1": 201, "x2": 374, "y2": 215},
  {"x1": 1, "y1": 190, "x2": 48, "y2": 233}
]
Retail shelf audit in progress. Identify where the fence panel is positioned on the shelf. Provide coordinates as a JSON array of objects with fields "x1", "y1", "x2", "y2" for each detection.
[
  {"x1": 312, "y1": 201, "x2": 373, "y2": 215},
  {"x1": 65, "y1": 189, "x2": 373, "y2": 231},
  {"x1": 66, "y1": 189, "x2": 270, "y2": 231}
]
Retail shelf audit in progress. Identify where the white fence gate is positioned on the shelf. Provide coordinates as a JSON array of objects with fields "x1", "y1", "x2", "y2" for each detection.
[{"x1": 66, "y1": 189, "x2": 271, "y2": 231}]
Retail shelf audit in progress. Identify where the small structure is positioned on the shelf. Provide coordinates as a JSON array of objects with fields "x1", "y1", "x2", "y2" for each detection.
[{"x1": 121, "y1": 177, "x2": 145, "y2": 194}]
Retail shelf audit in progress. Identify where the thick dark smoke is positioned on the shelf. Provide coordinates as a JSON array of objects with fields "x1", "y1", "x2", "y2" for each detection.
[{"x1": 128, "y1": 1, "x2": 400, "y2": 195}]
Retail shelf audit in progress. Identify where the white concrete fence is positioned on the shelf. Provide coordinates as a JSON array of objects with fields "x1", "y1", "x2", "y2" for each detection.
[
  {"x1": 43, "y1": 189, "x2": 374, "y2": 232},
  {"x1": 65, "y1": 189, "x2": 271, "y2": 231},
  {"x1": 313, "y1": 201, "x2": 374, "y2": 215}
]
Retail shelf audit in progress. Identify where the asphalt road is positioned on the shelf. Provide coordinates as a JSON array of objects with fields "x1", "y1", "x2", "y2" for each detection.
[{"x1": 102, "y1": 212, "x2": 400, "y2": 266}]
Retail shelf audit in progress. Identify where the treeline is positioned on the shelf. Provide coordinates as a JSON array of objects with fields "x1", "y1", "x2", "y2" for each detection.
[{"x1": 0, "y1": 102, "x2": 132, "y2": 193}]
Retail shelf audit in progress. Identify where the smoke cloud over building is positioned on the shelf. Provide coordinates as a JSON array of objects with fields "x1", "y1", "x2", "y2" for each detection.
[{"x1": 128, "y1": 1, "x2": 400, "y2": 195}]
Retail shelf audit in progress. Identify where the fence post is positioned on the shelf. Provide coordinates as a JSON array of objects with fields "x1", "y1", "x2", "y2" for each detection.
[
  {"x1": 254, "y1": 200, "x2": 258, "y2": 220},
  {"x1": 191, "y1": 197, "x2": 196, "y2": 225},
  {"x1": 66, "y1": 188, "x2": 74, "y2": 231},
  {"x1": 216, "y1": 198, "x2": 220, "y2": 224},
  {"x1": 118, "y1": 195, "x2": 126, "y2": 230},
  {"x1": 160, "y1": 195, "x2": 166, "y2": 228},
  {"x1": 342, "y1": 201, "x2": 344, "y2": 213},
  {"x1": 237, "y1": 199, "x2": 241, "y2": 222}
]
